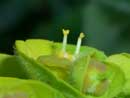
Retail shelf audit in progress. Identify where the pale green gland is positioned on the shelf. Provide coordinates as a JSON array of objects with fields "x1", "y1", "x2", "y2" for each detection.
[{"x1": 37, "y1": 55, "x2": 72, "y2": 80}]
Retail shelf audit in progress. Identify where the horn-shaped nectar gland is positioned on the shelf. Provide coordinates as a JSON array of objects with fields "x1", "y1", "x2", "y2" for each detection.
[
  {"x1": 62, "y1": 29, "x2": 70, "y2": 58},
  {"x1": 73, "y1": 33, "x2": 85, "y2": 60}
]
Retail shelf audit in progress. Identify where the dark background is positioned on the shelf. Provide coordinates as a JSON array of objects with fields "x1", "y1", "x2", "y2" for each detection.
[{"x1": 0, "y1": 0, "x2": 130, "y2": 55}]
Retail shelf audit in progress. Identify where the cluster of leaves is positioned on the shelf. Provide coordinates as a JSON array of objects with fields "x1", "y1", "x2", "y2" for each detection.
[{"x1": 0, "y1": 39, "x2": 129, "y2": 98}]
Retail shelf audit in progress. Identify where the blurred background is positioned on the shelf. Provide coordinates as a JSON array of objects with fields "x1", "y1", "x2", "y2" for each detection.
[{"x1": 0, "y1": 0, "x2": 130, "y2": 55}]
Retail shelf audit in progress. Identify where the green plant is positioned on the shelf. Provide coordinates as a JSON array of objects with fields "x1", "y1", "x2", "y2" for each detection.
[{"x1": 0, "y1": 29, "x2": 128, "y2": 98}]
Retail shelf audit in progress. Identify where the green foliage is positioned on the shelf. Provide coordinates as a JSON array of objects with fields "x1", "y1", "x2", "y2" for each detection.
[
  {"x1": 0, "y1": 77, "x2": 65, "y2": 98},
  {"x1": 0, "y1": 38, "x2": 128, "y2": 98},
  {"x1": 0, "y1": 54, "x2": 28, "y2": 78},
  {"x1": 13, "y1": 39, "x2": 125, "y2": 98},
  {"x1": 106, "y1": 53, "x2": 130, "y2": 95}
]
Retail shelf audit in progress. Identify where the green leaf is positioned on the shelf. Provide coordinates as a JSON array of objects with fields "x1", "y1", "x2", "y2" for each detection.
[
  {"x1": 0, "y1": 53, "x2": 28, "y2": 78},
  {"x1": 15, "y1": 39, "x2": 53, "y2": 59},
  {"x1": 106, "y1": 53, "x2": 130, "y2": 95},
  {"x1": 0, "y1": 77, "x2": 65, "y2": 98},
  {"x1": 100, "y1": 62, "x2": 125, "y2": 98}
]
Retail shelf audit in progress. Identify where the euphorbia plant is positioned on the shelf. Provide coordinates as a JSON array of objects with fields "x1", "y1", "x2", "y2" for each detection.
[{"x1": 14, "y1": 29, "x2": 125, "y2": 98}]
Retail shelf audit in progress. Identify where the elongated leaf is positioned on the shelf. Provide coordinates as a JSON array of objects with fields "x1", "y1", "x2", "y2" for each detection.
[
  {"x1": 0, "y1": 77, "x2": 65, "y2": 98},
  {"x1": 0, "y1": 54, "x2": 28, "y2": 78}
]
